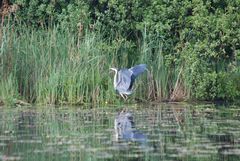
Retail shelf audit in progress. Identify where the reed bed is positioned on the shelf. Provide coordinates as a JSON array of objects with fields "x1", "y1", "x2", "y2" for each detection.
[{"x1": 0, "y1": 24, "x2": 182, "y2": 105}]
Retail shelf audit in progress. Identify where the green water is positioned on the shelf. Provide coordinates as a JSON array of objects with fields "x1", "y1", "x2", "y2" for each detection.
[{"x1": 0, "y1": 104, "x2": 240, "y2": 161}]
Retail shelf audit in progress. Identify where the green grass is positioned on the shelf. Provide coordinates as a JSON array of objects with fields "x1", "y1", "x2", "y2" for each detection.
[{"x1": 0, "y1": 24, "x2": 182, "y2": 106}]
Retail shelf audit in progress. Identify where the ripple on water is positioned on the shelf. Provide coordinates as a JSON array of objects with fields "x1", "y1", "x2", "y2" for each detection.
[
  {"x1": 221, "y1": 149, "x2": 240, "y2": 155},
  {"x1": 125, "y1": 153, "x2": 144, "y2": 158},
  {"x1": 0, "y1": 136, "x2": 14, "y2": 141},
  {"x1": 0, "y1": 142, "x2": 6, "y2": 146},
  {"x1": 67, "y1": 145, "x2": 85, "y2": 152},
  {"x1": 33, "y1": 146, "x2": 56, "y2": 154},
  {"x1": 95, "y1": 151, "x2": 113, "y2": 159},
  {"x1": 0, "y1": 155, "x2": 21, "y2": 161},
  {"x1": 14, "y1": 140, "x2": 42, "y2": 144}
]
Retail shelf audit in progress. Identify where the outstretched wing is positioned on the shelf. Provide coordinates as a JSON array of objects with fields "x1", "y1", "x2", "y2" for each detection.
[
  {"x1": 127, "y1": 64, "x2": 147, "y2": 91},
  {"x1": 129, "y1": 64, "x2": 147, "y2": 79},
  {"x1": 116, "y1": 69, "x2": 132, "y2": 93}
]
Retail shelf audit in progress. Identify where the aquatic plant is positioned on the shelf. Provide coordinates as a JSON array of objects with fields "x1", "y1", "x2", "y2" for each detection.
[{"x1": 0, "y1": 22, "x2": 181, "y2": 105}]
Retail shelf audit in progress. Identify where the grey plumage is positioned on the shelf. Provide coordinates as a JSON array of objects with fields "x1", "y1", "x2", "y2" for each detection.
[{"x1": 110, "y1": 64, "x2": 147, "y2": 99}]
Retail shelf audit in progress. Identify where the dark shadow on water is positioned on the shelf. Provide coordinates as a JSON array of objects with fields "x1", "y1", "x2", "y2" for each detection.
[{"x1": 16, "y1": 110, "x2": 37, "y2": 138}]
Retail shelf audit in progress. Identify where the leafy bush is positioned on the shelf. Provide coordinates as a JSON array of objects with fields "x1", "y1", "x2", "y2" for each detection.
[{"x1": 11, "y1": 0, "x2": 89, "y2": 30}]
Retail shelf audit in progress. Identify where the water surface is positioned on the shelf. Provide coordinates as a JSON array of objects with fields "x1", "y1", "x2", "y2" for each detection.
[{"x1": 0, "y1": 104, "x2": 240, "y2": 161}]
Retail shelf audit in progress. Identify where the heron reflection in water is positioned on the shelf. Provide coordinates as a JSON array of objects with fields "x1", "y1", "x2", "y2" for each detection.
[
  {"x1": 114, "y1": 110, "x2": 147, "y2": 145},
  {"x1": 110, "y1": 64, "x2": 147, "y2": 100}
]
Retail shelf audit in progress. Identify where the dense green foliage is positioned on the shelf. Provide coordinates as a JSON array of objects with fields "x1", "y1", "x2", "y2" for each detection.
[{"x1": 0, "y1": 0, "x2": 240, "y2": 105}]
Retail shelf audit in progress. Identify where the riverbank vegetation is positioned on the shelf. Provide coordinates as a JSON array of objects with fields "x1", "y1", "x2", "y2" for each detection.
[{"x1": 0, "y1": 0, "x2": 240, "y2": 105}]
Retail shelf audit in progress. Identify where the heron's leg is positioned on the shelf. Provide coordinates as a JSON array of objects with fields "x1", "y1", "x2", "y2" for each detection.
[
  {"x1": 124, "y1": 94, "x2": 128, "y2": 100},
  {"x1": 120, "y1": 93, "x2": 126, "y2": 100}
]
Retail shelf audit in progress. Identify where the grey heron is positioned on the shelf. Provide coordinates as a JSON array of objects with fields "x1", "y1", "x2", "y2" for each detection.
[{"x1": 110, "y1": 64, "x2": 147, "y2": 100}]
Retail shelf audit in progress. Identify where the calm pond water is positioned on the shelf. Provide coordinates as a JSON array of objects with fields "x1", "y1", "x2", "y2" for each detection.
[{"x1": 0, "y1": 104, "x2": 240, "y2": 161}]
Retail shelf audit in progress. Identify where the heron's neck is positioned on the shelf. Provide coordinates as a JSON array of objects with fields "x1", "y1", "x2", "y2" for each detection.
[{"x1": 113, "y1": 70, "x2": 118, "y2": 88}]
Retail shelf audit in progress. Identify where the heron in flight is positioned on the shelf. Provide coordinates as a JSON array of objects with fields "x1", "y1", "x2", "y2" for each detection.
[{"x1": 110, "y1": 64, "x2": 147, "y2": 100}]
